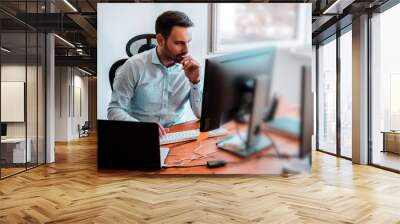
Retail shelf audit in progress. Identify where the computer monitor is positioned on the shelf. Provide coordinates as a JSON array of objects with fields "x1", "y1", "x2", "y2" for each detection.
[
  {"x1": 1, "y1": 123, "x2": 7, "y2": 137},
  {"x1": 200, "y1": 47, "x2": 275, "y2": 131},
  {"x1": 200, "y1": 47, "x2": 276, "y2": 157}
]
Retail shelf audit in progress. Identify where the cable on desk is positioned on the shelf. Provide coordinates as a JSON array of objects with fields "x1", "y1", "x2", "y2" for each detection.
[
  {"x1": 263, "y1": 131, "x2": 282, "y2": 158},
  {"x1": 163, "y1": 164, "x2": 207, "y2": 169},
  {"x1": 167, "y1": 140, "x2": 219, "y2": 166},
  {"x1": 235, "y1": 122, "x2": 246, "y2": 144},
  {"x1": 163, "y1": 125, "x2": 298, "y2": 170},
  {"x1": 163, "y1": 160, "x2": 228, "y2": 169}
]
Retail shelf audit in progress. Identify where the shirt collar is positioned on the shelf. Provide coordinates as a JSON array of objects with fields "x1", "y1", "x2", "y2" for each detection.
[
  {"x1": 151, "y1": 47, "x2": 162, "y2": 65},
  {"x1": 151, "y1": 47, "x2": 182, "y2": 71}
]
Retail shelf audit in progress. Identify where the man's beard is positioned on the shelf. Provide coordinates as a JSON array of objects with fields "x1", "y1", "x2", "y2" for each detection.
[{"x1": 163, "y1": 44, "x2": 187, "y2": 63}]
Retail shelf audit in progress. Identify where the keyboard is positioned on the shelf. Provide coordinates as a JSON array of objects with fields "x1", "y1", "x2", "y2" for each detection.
[
  {"x1": 160, "y1": 129, "x2": 199, "y2": 145},
  {"x1": 208, "y1": 127, "x2": 228, "y2": 138},
  {"x1": 159, "y1": 127, "x2": 228, "y2": 145}
]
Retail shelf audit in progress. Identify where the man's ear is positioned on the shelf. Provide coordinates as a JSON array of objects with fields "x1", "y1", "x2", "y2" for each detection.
[{"x1": 156, "y1": 34, "x2": 164, "y2": 46}]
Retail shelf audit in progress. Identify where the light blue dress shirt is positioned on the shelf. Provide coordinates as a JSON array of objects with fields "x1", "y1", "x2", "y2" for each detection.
[{"x1": 107, "y1": 47, "x2": 202, "y2": 127}]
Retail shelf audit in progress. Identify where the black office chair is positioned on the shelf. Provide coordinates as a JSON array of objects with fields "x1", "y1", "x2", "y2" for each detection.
[
  {"x1": 109, "y1": 59, "x2": 128, "y2": 91},
  {"x1": 109, "y1": 34, "x2": 157, "y2": 90},
  {"x1": 78, "y1": 121, "x2": 90, "y2": 138},
  {"x1": 125, "y1": 34, "x2": 157, "y2": 57}
]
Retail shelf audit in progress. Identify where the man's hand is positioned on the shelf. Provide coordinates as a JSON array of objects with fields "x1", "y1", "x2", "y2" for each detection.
[
  {"x1": 158, "y1": 123, "x2": 169, "y2": 137},
  {"x1": 180, "y1": 55, "x2": 200, "y2": 84}
]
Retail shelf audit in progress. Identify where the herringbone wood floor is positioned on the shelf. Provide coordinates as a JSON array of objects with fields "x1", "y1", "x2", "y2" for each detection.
[{"x1": 1, "y1": 134, "x2": 400, "y2": 223}]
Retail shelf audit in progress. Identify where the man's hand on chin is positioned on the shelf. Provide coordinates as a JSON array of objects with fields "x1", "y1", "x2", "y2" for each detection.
[{"x1": 180, "y1": 55, "x2": 200, "y2": 84}]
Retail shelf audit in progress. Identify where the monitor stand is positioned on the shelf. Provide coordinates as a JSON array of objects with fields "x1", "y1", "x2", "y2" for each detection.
[
  {"x1": 217, "y1": 133, "x2": 272, "y2": 157},
  {"x1": 217, "y1": 76, "x2": 273, "y2": 157}
]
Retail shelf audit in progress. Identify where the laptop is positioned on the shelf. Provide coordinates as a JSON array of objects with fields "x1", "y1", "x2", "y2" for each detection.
[{"x1": 97, "y1": 120, "x2": 169, "y2": 171}]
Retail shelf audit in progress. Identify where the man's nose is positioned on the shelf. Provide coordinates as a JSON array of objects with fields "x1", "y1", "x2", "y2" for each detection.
[{"x1": 182, "y1": 43, "x2": 189, "y2": 52}]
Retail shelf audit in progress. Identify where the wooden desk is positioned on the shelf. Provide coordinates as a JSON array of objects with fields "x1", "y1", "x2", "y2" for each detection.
[{"x1": 153, "y1": 120, "x2": 301, "y2": 174}]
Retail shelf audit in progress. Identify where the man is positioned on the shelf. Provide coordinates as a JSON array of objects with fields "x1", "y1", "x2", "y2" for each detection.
[{"x1": 107, "y1": 11, "x2": 202, "y2": 136}]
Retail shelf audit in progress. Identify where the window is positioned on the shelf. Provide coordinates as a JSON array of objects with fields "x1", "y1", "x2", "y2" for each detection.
[
  {"x1": 390, "y1": 74, "x2": 400, "y2": 130},
  {"x1": 213, "y1": 3, "x2": 310, "y2": 53},
  {"x1": 370, "y1": 3, "x2": 400, "y2": 171},
  {"x1": 339, "y1": 29, "x2": 352, "y2": 158},
  {"x1": 317, "y1": 37, "x2": 337, "y2": 154}
]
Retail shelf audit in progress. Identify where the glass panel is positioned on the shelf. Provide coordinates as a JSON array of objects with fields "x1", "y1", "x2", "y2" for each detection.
[
  {"x1": 371, "y1": 4, "x2": 400, "y2": 171},
  {"x1": 0, "y1": 1, "x2": 26, "y2": 12},
  {"x1": 26, "y1": 0, "x2": 39, "y2": 169},
  {"x1": 27, "y1": 30, "x2": 38, "y2": 169},
  {"x1": 38, "y1": 32, "x2": 45, "y2": 165},
  {"x1": 340, "y1": 30, "x2": 352, "y2": 158},
  {"x1": 317, "y1": 38, "x2": 337, "y2": 154},
  {"x1": 1, "y1": 30, "x2": 27, "y2": 177},
  {"x1": 0, "y1": 1, "x2": 46, "y2": 178}
]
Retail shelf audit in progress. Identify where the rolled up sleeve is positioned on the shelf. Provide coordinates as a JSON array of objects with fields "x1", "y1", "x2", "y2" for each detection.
[{"x1": 189, "y1": 81, "x2": 202, "y2": 119}]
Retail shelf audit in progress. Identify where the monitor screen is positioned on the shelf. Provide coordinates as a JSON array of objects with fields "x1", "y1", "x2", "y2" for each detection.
[{"x1": 200, "y1": 47, "x2": 275, "y2": 132}]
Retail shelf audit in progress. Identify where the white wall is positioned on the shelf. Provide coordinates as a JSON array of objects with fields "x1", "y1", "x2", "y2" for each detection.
[
  {"x1": 72, "y1": 74, "x2": 89, "y2": 138},
  {"x1": 55, "y1": 67, "x2": 69, "y2": 141},
  {"x1": 55, "y1": 67, "x2": 89, "y2": 141},
  {"x1": 97, "y1": 3, "x2": 209, "y2": 121}
]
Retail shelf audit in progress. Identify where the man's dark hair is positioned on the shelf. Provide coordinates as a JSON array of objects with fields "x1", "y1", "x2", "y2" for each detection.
[{"x1": 155, "y1": 11, "x2": 194, "y2": 39}]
